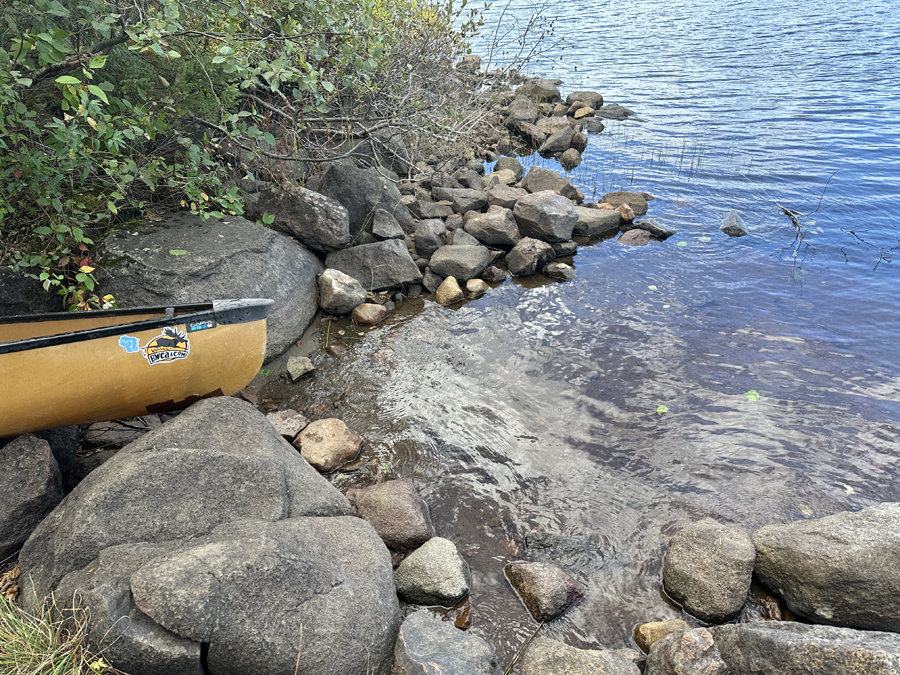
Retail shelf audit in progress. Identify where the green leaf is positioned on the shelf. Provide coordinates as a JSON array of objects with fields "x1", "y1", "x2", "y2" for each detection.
[
  {"x1": 677, "y1": 241, "x2": 688, "y2": 247},
  {"x1": 262, "y1": 132, "x2": 276, "y2": 146},
  {"x1": 656, "y1": 405, "x2": 669, "y2": 415},
  {"x1": 89, "y1": 55, "x2": 108, "y2": 69},
  {"x1": 169, "y1": 249, "x2": 188, "y2": 256},
  {"x1": 107, "y1": 200, "x2": 118, "y2": 214},
  {"x1": 55, "y1": 75, "x2": 81, "y2": 85},
  {"x1": 258, "y1": 368, "x2": 271, "y2": 377},
  {"x1": 744, "y1": 390, "x2": 760, "y2": 402},
  {"x1": 87, "y1": 85, "x2": 109, "y2": 104},
  {"x1": 262, "y1": 212, "x2": 275, "y2": 225}
]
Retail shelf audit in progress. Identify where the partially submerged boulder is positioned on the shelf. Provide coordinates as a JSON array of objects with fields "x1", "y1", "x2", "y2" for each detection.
[
  {"x1": 294, "y1": 418, "x2": 364, "y2": 472},
  {"x1": 394, "y1": 610, "x2": 499, "y2": 675},
  {"x1": 520, "y1": 638, "x2": 640, "y2": 675},
  {"x1": 601, "y1": 191, "x2": 649, "y2": 216},
  {"x1": 325, "y1": 239, "x2": 423, "y2": 291},
  {"x1": 505, "y1": 561, "x2": 584, "y2": 622},
  {"x1": 513, "y1": 192, "x2": 578, "y2": 243},
  {"x1": 318, "y1": 268, "x2": 367, "y2": 316},
  {"x1": 394, "y1": 537, "x2": 471, "y2": 606},
  {"x1": 350, "y1": 479, "x2": 434, "y2": 552}
]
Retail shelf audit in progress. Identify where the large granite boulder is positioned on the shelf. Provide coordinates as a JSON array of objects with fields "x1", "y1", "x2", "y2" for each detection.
[
  {"x1": 464, "y1": 206, "x2": 522, "y2": 248},
  {"x1": 98, "y1": 212, "x2": 322, "y2": 360},
  {"x1": 0, "y1": 435, "x2": 63, "y2": 561},
  {"x1": 520, "y1": 638, "x2": 640, "y2": 675},
  {"x1": 428, "y1": 245, "x2": 492, "y2": 281},
  {"x1": 712, "y1": 621, "x2": 900, "y2": 674},
  {"x1": 662, "y1": 518, "x2": 755, "y2": 624},
  {"x1": 254, "y1": 183, "x2": 349, "y2": 253},
  {"x1": 645, "y1": 628, "x2": 727, "y2": 675},
  {"x1": 0, "y1": 266, "x2": 61, "y2": 315},
  {"x1": 513, "y1": 192, "x2": 578, "y2": 243},
  {"x1": 506, "y1": 238, "x2": 556, "y2": 277},
  {"x1": 394, "y1": 610, "x2": 499, "y2": 675},
  {"x1": 316, "y1": 163, "x2": 416, "y2": 236},
  {"x1": 349, "y1": 479, "x2": 435, "y2": 552},
  {"x1": 394, "y1": 537, "x2": 471, "y2": 607},
  {"x1": 325, "y1": 239, "x2": 423, "y2": 291},
  {"x1": 573, "y1": 206, "x2": 621, "y2": 237},
  {"x1": 753, "y1": 503, "x2": 900, "y2": 631},
  {"x1": 18, "y1": 396, "x2": 350, "y2": 606},
  {"x1": 318, "y1": 268, "x2": 367, "y2": 316}
]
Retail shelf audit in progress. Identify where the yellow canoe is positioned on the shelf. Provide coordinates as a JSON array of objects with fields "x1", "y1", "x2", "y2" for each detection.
[{"x1": 0, "y1": 299, "x2": 273, "y2": 438}]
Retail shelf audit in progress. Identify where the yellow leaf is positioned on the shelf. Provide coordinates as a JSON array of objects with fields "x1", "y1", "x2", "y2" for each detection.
[
  {"x1": 86, "y1": 116, "x2": 98, "y2": 130},
  {"x1": 200, "y1": 192, "x2": 209, "y2": 201},
  {"x1": 79, "y1": 265, "x2": 95, "y2": 273}
]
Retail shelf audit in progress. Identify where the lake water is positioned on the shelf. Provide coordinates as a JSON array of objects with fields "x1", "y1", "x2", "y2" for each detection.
[{"x1": 268, "y1": 0, "x2": 900, "y2": 662}]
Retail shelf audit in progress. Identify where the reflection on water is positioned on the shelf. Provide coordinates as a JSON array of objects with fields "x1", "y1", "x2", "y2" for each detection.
[{"x1": 270, "y1": 0, "x2": 898, "y2": 663}]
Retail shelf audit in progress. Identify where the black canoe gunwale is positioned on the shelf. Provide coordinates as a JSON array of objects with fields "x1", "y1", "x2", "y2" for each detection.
[{"x1": 0, "y1": 298, "x2": 273, "y2": 356}]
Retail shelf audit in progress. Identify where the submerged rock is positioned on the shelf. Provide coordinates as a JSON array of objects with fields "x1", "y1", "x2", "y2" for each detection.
[
  {"x1": 286, "y1": 355, "x2": 315, "y2": 380},
  {"x1": 350, "y1": 479, "x2": 434, "y2": 552},
  {"x1": 505, "y1": 561, "x2": 584, "y2": 622},
  {"x1": 543, "y1": 262, "x2": 576, "y2": 281},
  {"x1": 520, "y1": 638, "x2": 640, "y2": 675},
  {"x1": 394, "y1": 610, "x2": 499, "y2": 675},
  {"x1": 394, "y1": 537, "x2": 471, "y2": 607},
  {"x1": 294, "y1": 418, "x2": 364, "y2": 472},
  {"x1": 721, "y1": 210, "x2": 749, "y2": 237}
]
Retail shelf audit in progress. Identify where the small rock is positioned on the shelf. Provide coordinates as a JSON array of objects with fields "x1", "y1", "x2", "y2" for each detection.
[
  {"x1": 494, "y1": 157, "x2": 525, "y2": 181},
  {"x1": 602, "y1": 191, "x2": 649, "y2": 216},
  {"x1": 520, "y1": 638, "x2": 641, "y2": 675},
  {"x1": 644, "y1": 628, "x2": 727, "y2": 675},
  {"x1": 627, "y1": 218, "x2": 677, "y2": 239},
  {"x1": 293, "y1": 418, "x2": 363, "y2": 472},
  {"x1": 318, "y1": 269, "x2": 369, "y2": 317},
  {"x1": 617, "y1": 203, "x2": 636, "y2": 221},
  {"x1": 266, "y1": 409, "x2": 310, "y2": 440},
  {"x1": 422, "y1": 268, "x2": 443, "y2": 294},
  {"x1": 436, "y1": 276, "x2": 466, "y2": 305},
  {"x1": 506, "y1": 238, "x2": 556, "y2": 276},
  {"x1": 570, "y1": 131, "x2": 589, "y2": 153},
  {"x1": 482, "y1": 266, "x2": 508, "y2": 284},
  {"x1": 721, "y1": 210, "x2": 749, "y2": 237},
  {"x1": 543, "y1": 262, "x2": 576, "y2": 281},
  {"x1": 286, "y1": 355, "x2": 315, "y2": 381},
  {"x1": 573, "y1": 106, "x2": 595, "y2": 119},
  {"x1": 505, "y1": 561, "x2": 584, "y2": 622},
  {"x1": 582, "y1": 118, "x2": 606, "y2": 133},
  {"x1": 466, "y1": 279, "x2": 489, "y2": 298},
  {"x1": 394, "y1": 537, "x2": 472, "y2": 606},
  {"x1": 551, "y1": 241, "x2": 578, "y2": 257},
  {"x1": 351, "y1": 302, "x2": 389, "y2": 325},
  {"x1": 351, "y1": 479, "x2": 434, "y2": 552},
  {"x1": 635, "y1": 620, "x2": 692, "y2": 654},
  {"x1": 618, "y1": 230, "x2": 652, "y2": 246},
  {"x1": 371, "y1": 208, "x2": 408, "y2": 239},
  {"x1": 560, "y1": 148, "x2": 582, "y2": 171}
]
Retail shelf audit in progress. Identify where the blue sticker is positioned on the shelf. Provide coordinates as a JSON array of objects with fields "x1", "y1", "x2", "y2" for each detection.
[
  {"x1": 186, "y1": 319, "x2": 217, "y2": 333},
  {"x1": 119, "y1": 335, "x2": 140, "y2": 353}
]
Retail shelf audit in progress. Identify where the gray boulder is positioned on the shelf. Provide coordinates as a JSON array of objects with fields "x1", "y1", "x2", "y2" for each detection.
[
  {"x1": 450, "y1": 229, "x2": 481, "y2": 247},
  {"x1": 83, "y1": 417, "x2": 162, "y2": 450},
  {"x1": 394, "y1": 610, "x2": 499, "y2": 675},
  {"x1": 318, "y1": 268, "x2": 367, "y2": 316},
  {"x1": 540, "y1": 126, "x2": 576, "y2": 155},
  {"x1": 408, "y1": 199, "x2": 455, "y2": 220},
  {"x1": 573, "y1": 206, "x2": 621, "y2": 237},
  {"x1": 453, "y1": 168, "x2": 486, "y2": 192},
  {"x1": 595, "y1": 104, "x2": 636, "y2": 120},
  {"x1": 517, "y1": 78, "x2": 562, "y2": 102},
  {"x1": 415, "y1": 219, "x2": 448, "y2": 258},
  {"x1": 494, "y1": 157, "x2": 525, "y2": 181},
  {"x1": 294, "y1": 418, "x2": 363, "y2": 472},
  {"x1": 712, "y1": 621, "x2": 900, "y2": 674},
  {"x1": 325, "y1": 239, "x2": 423, "y2": 291},
  {"x1": 428, "y1": 245, "x2": 492, "y2": 281},
  {"x1": 565, "y1": 91, "x2": 604, "y2": 109},
  {"x1": 350, "y1": 479, "x2": 434, "y2": 552},
  {"x1": 32, "y1": 426, "x2": 78, "y2": 473},
  {"x1": 618, "y1": 229, "x2": 652, "y2": 246},
  {"x1": 98, "y1": 212, "x2": 322, "y2": 360},
  {"x1": 316, "y1": 163, "x2": 416, "y2": 236},
  {"x1": 394, "y1": 537, "x2": 471, "y2": 607},
  {"x1": 0, "y1": 435, "x2": 63, "y2": 561},
  {"x1": 464, "y1": 206, "x2": 522, "y2": 248},
  {"x1": 625, "y1": 218, "x2": 676, "y2": 239},
  {"x1": 662, "y1": 518, "x2": 755, "y2": 624},
  {"x1": 645, "y1": 628, "x2": 727, "y2": 675},
  {"x1": 506, "y1": 94, "x2": 539, "y2": 126},
  {"x1": 721, "y1": 210, "x2": 749, "y2": 237},
  {"x1": 254, "y1": 183, "x2": 349, "y2": 253},
  {"x1": 431, "y1": 187, "x2": 488, "y2": 214},
  {"x1": 560, "y1": 148, "x2": 582, "y2": 171},
  {"x1": 601, "y1": 191, "x2": 649, "y2": 216},
  {"x1": 582, "y1": 118, "x2": 606, "y2": 133},
  {"x1": 130, "y1": 518, "x2": 400, "y2": 675},
  {"x1": 513, "y1": 192, "x2": 578, "y2": 243},
  {"x1": 485, "y1": 183, "x2": 528, "y2": 210},
  {"x1": 505, "y1": 561, "x2": 584, "y2": 622},
  {"x1": 520, "y1": 638, "x2": 640, "y2": 675},
  {"x1": 753, "y1": 503, "x2": 900, "y2": 631},
  {"x1": 371, "y1": 208, "x2": 407, "y2": 240},
  {"x1": 0, "y1": 266, "x2": 60, "y2": 315},
  {"x1": 544, "y1": 262, "x2": 576, "y2": 281},
  {"x1": 520, "y1": 166, "x2": 570, "y2": 194},
  {"x1": 18, "y1": 396, "x2": 350, "y2": 605},
  {"x1": 506, "y1": 238, "x2": 556, "y2": 277}
]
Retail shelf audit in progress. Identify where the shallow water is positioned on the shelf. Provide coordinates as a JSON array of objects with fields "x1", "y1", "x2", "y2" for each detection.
[{"x1": 267, "y1": 0, "x2": 900, "y2": 662}]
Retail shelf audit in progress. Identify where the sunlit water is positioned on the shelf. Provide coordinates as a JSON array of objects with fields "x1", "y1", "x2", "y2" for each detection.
[{"x1": 266, "y1": 0, "x2": 900, "y2": 662}]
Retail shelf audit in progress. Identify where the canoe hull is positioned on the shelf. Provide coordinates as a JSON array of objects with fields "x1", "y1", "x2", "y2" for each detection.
[{"x1": 0, "y1": 300, "x2": 270, "y2": 438}]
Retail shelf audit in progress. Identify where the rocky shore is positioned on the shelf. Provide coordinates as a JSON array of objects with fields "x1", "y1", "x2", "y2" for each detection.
[{"x1": 0, "y1": 63, "x2": 893, "y2": 674}]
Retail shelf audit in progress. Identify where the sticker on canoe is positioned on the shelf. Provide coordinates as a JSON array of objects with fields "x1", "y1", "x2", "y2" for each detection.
[
  {"x1": 186, "y1": 318, "x2": 217, "y2": 333},
  {"x1": 119, "y1": 335, "x2": 140, "y2": 353},
  {"x1": 140, "y1": 327, "x2": 191, "y2": 365}
]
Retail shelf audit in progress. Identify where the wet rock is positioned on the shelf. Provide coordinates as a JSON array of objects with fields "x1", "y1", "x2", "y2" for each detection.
[
  {"x1": 371, "y1": 208, "x2": 408, "y2": 239},
  {"x1": 565, "y1": 91, "x2": 604, "y2": 109},
  {"x1": 18, "y1": 397, "x2": 350, "y2": 607},
  {"x1": 451, "y1": 229, "x2": 481, "y2": 247},
  {"x1": 560, "y1": 148, "x2": 582, "y2": 171},
  {"x1": 551, "y1": 241, "x2": 578, "y2": 257},
  {"x1": 266, "y1": 409, "x2": 309, "y2": 440},
  {"x1": 711, "y1": 621, "x2": 900, "y2": 674},
  {"x1": 570, "y1": 131, "x2": 589, "y2": 153},
  {"x1": 505, "y1": 561, "x2": 584, "y2": 622},
  {"x1": 518, "y1": 122, "x2": 547, "y2": 147},
  {"x1": 513, "y1": 192, "x2": 578, "y2": 243},
  {"x1": 520, "y1": 638, "x2": 641, "y2": 675},
  {"x1": 422, "y1": 268, "x2": 443, "y2": 294},
  {"x1": 98, "y1": 213, "x2": 322, "y2": 361},
  {"x1": 517, "y1": 78, "x2": 562, "y2": 102},
  {"x1": 429, "y1": 245, "x2": 492, "y2": 282},
  {"x1": 721, "y1": 210, "x2": 749, "y2": 237},
  {"x1": 645, "y1": 628, "x2": 727, "y2": 675},
  {"x1": 325, "y1": 239, "x2": 423, "y2": 291},
  {"x1": 753, "y1": 503, "x2": 900, "y2": 631},
  {"x1": 83, "y1": 417, "x2": 162, "y2": 450},
  {"x1": 484, "y1": 169, "x2": 519, "y2": 186},
  {"x1": 415, "y1": 219, "x2": 448, "y2": 258},
  {"x1": 316, "y1": 163, "x2": 415, "y2": 236},
  {"x1": 573, "y1": 106, "x2": 595, "y2": 120},
  {"x1": 394, "y1": 610, "x2": 499, "y2": 675},
  {"x1": 635, "y1": 620, "x2": 692, "y2": 654},
  {"x1": 318, "y1": 268, "x2": 368, "y2": 316},
  {"x1": 464, "y1": 206, "x2": 522, "y2": 248},
  {"x1": 521, "y1": 166, "x2": 570, "y2": 194},
  {"x1": 485, "y1": 183, "x2": 528, "y2": 210},
  {"x1": 582, "y1": 118, "x2": 606, "y2": 133},
  {"x1": 540, "y1": 126, "x2": 576, "y2": 155},
  {"x1": 505, "y1": 94, "x2": 539, "y2": 127},
  {"x1": 349, "y1": 478, "x2": 434, "y2": 552},
  {"x1": 436, "y1": 276, "x2": 466, "y2": 305},
  {"x1": 525, "y1": 532, "x2": 624, "y2": 574},
  {"x1": 494, "y1": 156, "x2": 525, "y2": 181},
  {"x1": 617, "y1": 203, "x2": 636, "y2": 221},
  {"x1": 506, "y1": 238, "x2": 556, "y2": 276},
  {"x1": 431, "y1": 187, "x2": 489, "y2": 214},
  {"x1": 466, "y1": 279, "x2": 489, "y2": 298},
  {"x1": 543, "y1": 262, "x2": 576, "y2": 281},
  {"x1": 254, "y1": 183, "x2": 349, "y2": 254},
  {"x1": 286, "y1": 355, "x2": 315, "y2": 380},
  {"x1": 574, "y1": 206, "x2": 622, "y2": 237},
  {"x1": 625, "y1": 217, "x2": 677, "y2": 239},
  {"x1": 293, "y1": 418, "x2": 363, "y2": 472},
  {"x1": 602, "y1": 190, "x2": 649, "y2": 216},
  {"x1": 662, "y1": 518, "x2": 755, "y2": 624},
  {"x1": 394, "y1": 537, "x2": 471, "y2": 607},
  {"x1": 482, "y1": 266, "x2": 508, "y2": 284},
  {"x1": 536, "y1": 116, "x2": 581, "y2": 136},
  {"x1": 1, "y1": 435, "x2": 63, "y2": 561},
  {"x1": 595, "y1": 103, "x2": 637, "y2": 120},
  {"x1": 351, "y1": 302, "x2": 389, "y2": 325}
]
